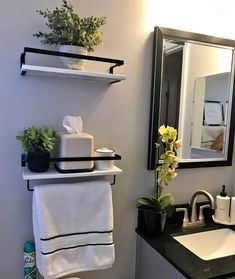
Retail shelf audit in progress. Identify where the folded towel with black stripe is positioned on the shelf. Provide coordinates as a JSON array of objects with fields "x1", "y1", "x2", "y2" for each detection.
[{"x1": 32, "y1": 180, "x2": 114, "y2": 279}]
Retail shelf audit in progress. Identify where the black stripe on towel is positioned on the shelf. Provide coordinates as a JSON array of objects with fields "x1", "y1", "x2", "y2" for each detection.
[
  {"x1": 40, "y1": 230, "x2": 113, "y2": 241},
  {"x1": 41, "y1": 242, "x2": 114, "y2": 255}
]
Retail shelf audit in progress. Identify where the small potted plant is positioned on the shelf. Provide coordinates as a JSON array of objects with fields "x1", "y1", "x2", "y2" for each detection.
[
  {"x1": 137, "y1": 125, "x2": 181, "y2": 235},
  {"x1": 16, "y1": 126, "x2": 57, "y2": 172},
  {"x1": 34, "y1": 0, "x2": 106, "y2": 70}
]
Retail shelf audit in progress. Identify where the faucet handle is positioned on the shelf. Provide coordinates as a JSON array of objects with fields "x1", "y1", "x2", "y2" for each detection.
[
  {"x1": 198, "y1": 204, "x2": 211, "y2": 221},
  {"x1": 176, "y1": 208, "x2": 189, "y2": 227}
]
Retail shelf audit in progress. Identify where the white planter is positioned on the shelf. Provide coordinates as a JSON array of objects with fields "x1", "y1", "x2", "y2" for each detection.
[{"x1": 59, "y1": 45, "x2": 87, "y2": 70}]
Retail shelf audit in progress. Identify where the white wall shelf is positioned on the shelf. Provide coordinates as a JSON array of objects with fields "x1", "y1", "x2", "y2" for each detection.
[
  {"x1": 22, "y1": 166, "x2": 123, "y2": 191},
  {"x1": 20, "y1": 64, "x2": 126, "y2": 83},
  {"x1": 20, "y1": 47, "x2": 126, "y2": 84},
  {"x1": 22, "y1": 166, "x2": 123, "y2": 181}
]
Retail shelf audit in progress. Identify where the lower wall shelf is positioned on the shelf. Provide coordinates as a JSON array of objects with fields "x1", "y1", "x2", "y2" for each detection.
[
  {"x1": 22, "y1": 166, "x2": 123, "y2": 180},
  {"x1": 22, "y1": 166, "x2": 123, "y2": 191}
]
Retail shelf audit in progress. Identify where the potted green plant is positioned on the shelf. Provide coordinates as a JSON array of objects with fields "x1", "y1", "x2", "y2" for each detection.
[
  {"x1": 33, "y1": 0, "x2": 106, "y2": 70},
  {"x1": 137, "y1": 125, "x2": 181, "y2": 235},
  {"x1": 16, "y1": 126, "x2": 57, "y2": 172}
]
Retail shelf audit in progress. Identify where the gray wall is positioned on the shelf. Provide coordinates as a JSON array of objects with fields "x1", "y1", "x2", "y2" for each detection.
[{"x1": 1, "y1": 0, "x2": 235, "y2": 278}]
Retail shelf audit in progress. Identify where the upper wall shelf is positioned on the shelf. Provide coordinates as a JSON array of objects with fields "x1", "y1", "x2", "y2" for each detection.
[
  {"x1": 20, "y1": 64, "x2": 126, "y2": 83},
  {"x1": 20, "y1": 47, "x2": 126, "y2": 84}
]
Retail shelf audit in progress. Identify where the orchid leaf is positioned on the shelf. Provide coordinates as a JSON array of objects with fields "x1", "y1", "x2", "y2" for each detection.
[{"x1": 159, "y1": 193, "x2": 175, "y2": 209}]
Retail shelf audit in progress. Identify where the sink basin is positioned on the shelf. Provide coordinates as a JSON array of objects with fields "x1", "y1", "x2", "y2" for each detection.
[{"x1": 173, "y1": 228, "x2": 235, "y2": 260}]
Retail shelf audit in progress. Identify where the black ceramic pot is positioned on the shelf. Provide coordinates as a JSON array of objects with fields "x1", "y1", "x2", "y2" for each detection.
[
  {"x1": 138, "y1": 208, "x2": 167, "y2": 236},
  {"x1": 27, "y1": 152, "x2": 50, "y2": 172}
]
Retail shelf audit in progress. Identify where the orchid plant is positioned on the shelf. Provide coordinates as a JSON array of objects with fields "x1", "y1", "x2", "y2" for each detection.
[{"x1": 137, "y1": 125, "x2": 181, "y2": 213}]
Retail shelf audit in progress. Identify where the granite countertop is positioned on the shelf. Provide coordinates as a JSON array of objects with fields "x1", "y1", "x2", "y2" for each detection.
[{"x1": 136, "y1": 222, "x2": 235, "y2": 279}]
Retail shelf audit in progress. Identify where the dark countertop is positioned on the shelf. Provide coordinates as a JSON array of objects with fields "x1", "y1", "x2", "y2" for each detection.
[{"x1": 136, "y1": 222, "x2": 235, "y2": 279}]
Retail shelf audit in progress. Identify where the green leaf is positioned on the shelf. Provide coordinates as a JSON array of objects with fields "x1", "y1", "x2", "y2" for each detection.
[
  {"x1": 33, "y1": 0, "x2": 106, "y2": 52},
  {"x1": 158, "y1": 193, "x2": 175, "y2": 209},
  {"x1": 137, "y1": 197, "x2": 154, "y2": 207},
  {"x1": 16, "y1": 126, "x2": 57, "y2": 155},
  {"x1": 137, "y1": 197, "x2": 161, "y2": 211}
]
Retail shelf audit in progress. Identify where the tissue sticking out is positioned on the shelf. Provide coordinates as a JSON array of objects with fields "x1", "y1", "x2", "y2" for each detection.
[
  {"x1": 55, "y1": 116, "x2": 94, "y2": 173},
  {"x1": 62, "y1": 115, "x2": 83, "y2": 134}
]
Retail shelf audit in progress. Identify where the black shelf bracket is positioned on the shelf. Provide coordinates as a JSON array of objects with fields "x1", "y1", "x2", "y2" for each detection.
[
  {"x1": 27, "y1": 180, "x2": 34, "y2": 192},
  {"x1": 20, "y1": 47, "x2": 124, "y2": 79}
]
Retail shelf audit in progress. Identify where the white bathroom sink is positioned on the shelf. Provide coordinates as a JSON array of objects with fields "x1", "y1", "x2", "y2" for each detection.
[{"x1": 173, "y1": 228, "x2": 235, "y2": 260}]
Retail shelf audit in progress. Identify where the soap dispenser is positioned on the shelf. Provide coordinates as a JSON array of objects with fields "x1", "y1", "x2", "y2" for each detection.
[
  {"x1": 215, "y1": 185, "x2": 230, "y2": 222},
  {"x1": 230, "y1": 196, "x2": 235, "y2": 223}
]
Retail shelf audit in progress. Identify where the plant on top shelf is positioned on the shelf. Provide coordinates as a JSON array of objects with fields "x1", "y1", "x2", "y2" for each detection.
[
  {"x1": 34, "y1": 0, "x2": 106, "y2": 52},
  {"x1": 137, "y1": 125, "x2": 181, "y2": 234},
  {"x1": 33, "y1": 0, "x2": 106, "y2": 70},
  {"x1": 16, "y1": 126, "x2": 57, "y2": 172}
]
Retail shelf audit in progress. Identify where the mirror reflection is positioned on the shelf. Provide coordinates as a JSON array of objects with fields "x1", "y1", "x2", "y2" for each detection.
[
  {"x1": 191, "y1": 73, "x2": 229, "y2": 157},
  {"x1": 148, "y1": 26, "x2": 235, "y2": 169}
]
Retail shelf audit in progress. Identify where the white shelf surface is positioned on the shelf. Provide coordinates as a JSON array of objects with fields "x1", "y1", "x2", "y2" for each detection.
[
  {"x1": 21, "y1": 64, "x2": 126, "y2": 83},
  {"x1": 22, "y1": 166, "x2": 123, "y2": 181}
]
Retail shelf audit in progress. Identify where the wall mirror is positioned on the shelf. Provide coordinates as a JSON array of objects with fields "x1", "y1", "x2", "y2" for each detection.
[{"x1": 148, "y1": 26, "x2": 235, "y2": 169}]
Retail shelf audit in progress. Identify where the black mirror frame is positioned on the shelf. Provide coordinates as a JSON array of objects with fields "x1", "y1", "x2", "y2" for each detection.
[{"x1": 148, "y1": 26, "x2": 235, "y2": 169}]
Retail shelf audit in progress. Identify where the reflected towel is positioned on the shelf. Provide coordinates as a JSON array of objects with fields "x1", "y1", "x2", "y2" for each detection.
[{"x1": 201, "y1": 126, "x2": 225, "y2": 148}]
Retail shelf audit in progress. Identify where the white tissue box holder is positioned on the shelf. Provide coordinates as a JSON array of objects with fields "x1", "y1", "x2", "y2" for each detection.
[{"x1": 55, "y1": 132, "x2": 94, "y2": 173}]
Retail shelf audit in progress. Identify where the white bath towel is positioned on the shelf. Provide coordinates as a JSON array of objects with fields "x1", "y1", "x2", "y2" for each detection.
[{"x1": 32, "y1": 180, "x2": 114, "y2": 279}]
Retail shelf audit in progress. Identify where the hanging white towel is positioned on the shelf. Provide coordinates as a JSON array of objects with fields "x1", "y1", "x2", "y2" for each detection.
[{"x1": 32, "y1": 180, "x2": 114, "y2": 279}]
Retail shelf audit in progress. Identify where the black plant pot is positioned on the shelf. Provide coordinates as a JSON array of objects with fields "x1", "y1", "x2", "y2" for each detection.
[
  {"x1": 27, "y1": 152, "x2": 50, "y2": 172},
  {"x1": 138, "y1": 208, "x2": 167, "y2": 236}
]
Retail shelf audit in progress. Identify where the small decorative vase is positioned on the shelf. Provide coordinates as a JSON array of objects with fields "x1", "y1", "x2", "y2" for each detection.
[
  {"x1": 27, "y1": 152, "x2": 50, "y2": 173},
  {"x1": 138, "y1": 208, "x2": 167, "y2": 236},
  {"x1": 59, "y1": 45, "x2": 87, "y2": 70}
]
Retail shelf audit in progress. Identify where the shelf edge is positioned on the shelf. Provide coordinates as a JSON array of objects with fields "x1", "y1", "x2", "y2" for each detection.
[
  {"x1": 21, "y1": 64, "x2": 126, "y2": 82},
  {"x1": 22, "y1": 166, "x2": 123, "y2": 180}
]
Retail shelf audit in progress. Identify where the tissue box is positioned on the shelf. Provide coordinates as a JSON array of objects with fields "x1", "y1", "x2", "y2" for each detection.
[{"x1": 55, "y1": 132, "x2": 94, "y2": 173}]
